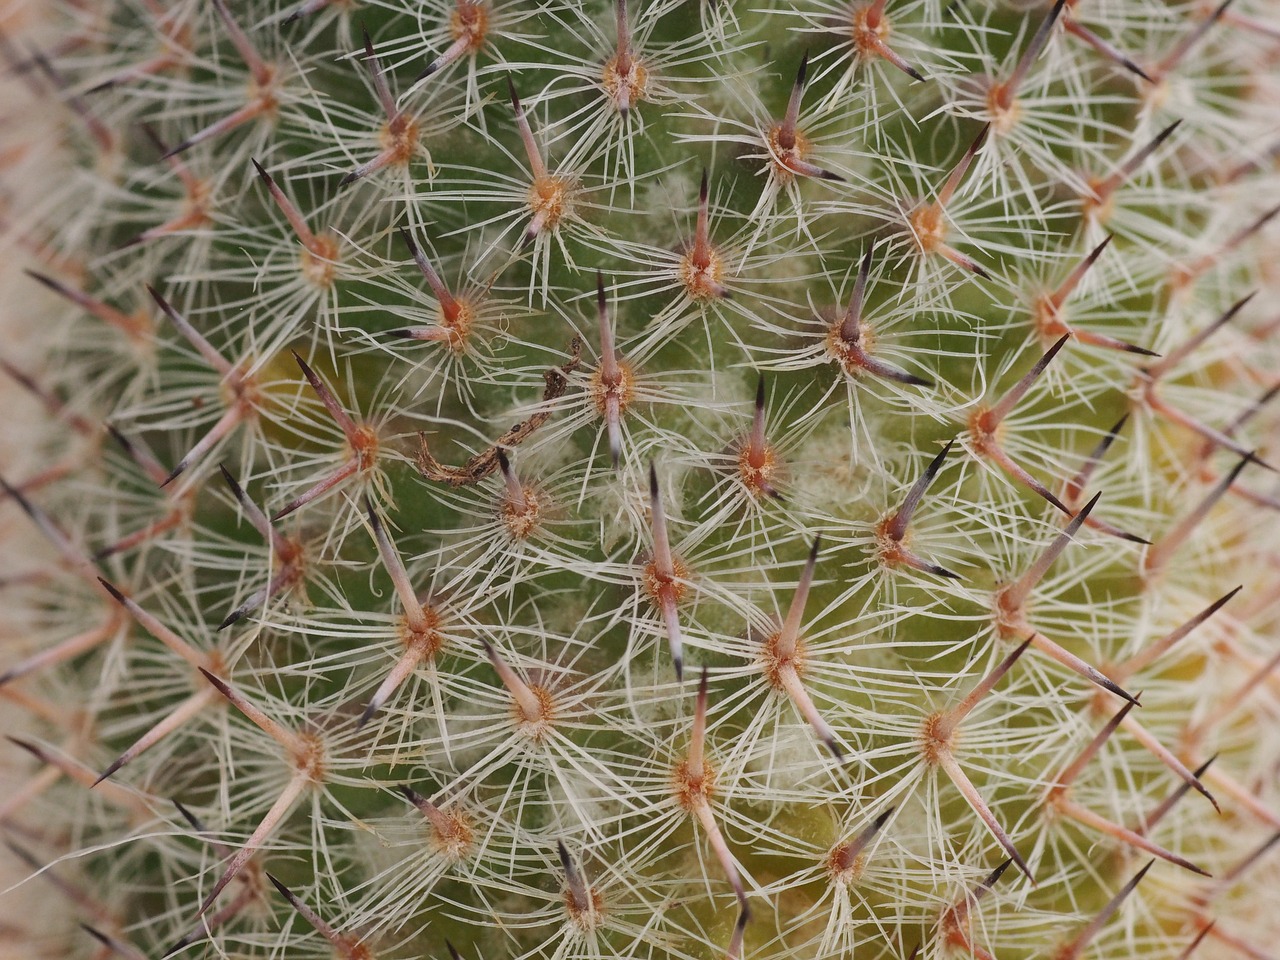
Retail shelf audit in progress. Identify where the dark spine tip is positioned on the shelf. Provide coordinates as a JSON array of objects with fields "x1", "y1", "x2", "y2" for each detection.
[
  {"x1": 265, "y1": 872, "x2": 293, "y2": 900},
  {"x1": 97, "y1": 576, "x2": 127, "y2": 605},
  {"x1": 159, "y1": 462, "x2": 186, "y2": 488},
  {"x1": 506, "y1": 75, "x2": 520, "y2": 111},
  {"x1": 173, "y1": 797, "x2": 203, "y2": 830},
  {"x1": 160, "y1": 140, "x2": 192, "y2": 161},
  {"x1": 698, "y1": 167, "x2": 708, "y2": 203},
  {"x1": 251, "y1": 157, "x2": 271, "y2": 184},
  {"x1": 217, "y1": 463, "x2": 244, "y2": 500},
  {"x1": 338, "y1": 169, "x2": 361, "y2": 187},
  {"x1": 795, "y1": 49, "x2": 809, "y2": 88},
  {"x1": 91, "y1": 756, "x2": 126, "y2": 787}
]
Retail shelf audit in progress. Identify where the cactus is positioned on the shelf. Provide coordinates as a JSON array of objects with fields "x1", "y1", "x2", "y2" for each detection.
[{"x1": 2, "y1": 0, "x2": 1279, "y2": 956}]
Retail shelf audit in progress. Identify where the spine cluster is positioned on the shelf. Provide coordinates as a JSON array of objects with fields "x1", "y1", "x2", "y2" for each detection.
[{"x1": 1, "y1": 0, "x2": 1279, "y2": 957}]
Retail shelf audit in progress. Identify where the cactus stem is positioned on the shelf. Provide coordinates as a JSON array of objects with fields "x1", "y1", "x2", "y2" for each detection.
[
  {"x1": 877, "y1": 439, "x2": 958, "y2": 577},
  {"x1": 1052, "y1": 861, "x2": 1153, "y2": 960},
  {"x1": 267, "y1": 873, "x2": 375, "y2": 959},
  {"x1": 645, "y1": 464, "x2": 687, "y2": 679},
  {"x1": 969, "y1": 335, "x2": 1071, "y2": 514}
]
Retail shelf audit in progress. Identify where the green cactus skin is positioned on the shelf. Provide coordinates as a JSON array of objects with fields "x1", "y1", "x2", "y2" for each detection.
[{"x1": 1, "y1": 0, "x2": 1279, "y2": 957}]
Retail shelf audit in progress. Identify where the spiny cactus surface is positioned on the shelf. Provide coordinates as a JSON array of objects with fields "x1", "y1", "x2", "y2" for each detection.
[{"x1": 1, "y1": 0, "x2": 1279, "y2": 957}]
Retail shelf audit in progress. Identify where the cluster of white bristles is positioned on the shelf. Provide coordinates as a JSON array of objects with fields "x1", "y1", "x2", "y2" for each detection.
[{"x1": 1, "y1": 0, "x2": 1279, "y2": 956}]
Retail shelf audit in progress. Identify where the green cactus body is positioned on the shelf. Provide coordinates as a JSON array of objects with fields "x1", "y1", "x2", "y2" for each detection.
[{"x1": 1, "y1": 0, "x2": 1277, "y2": 957}]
